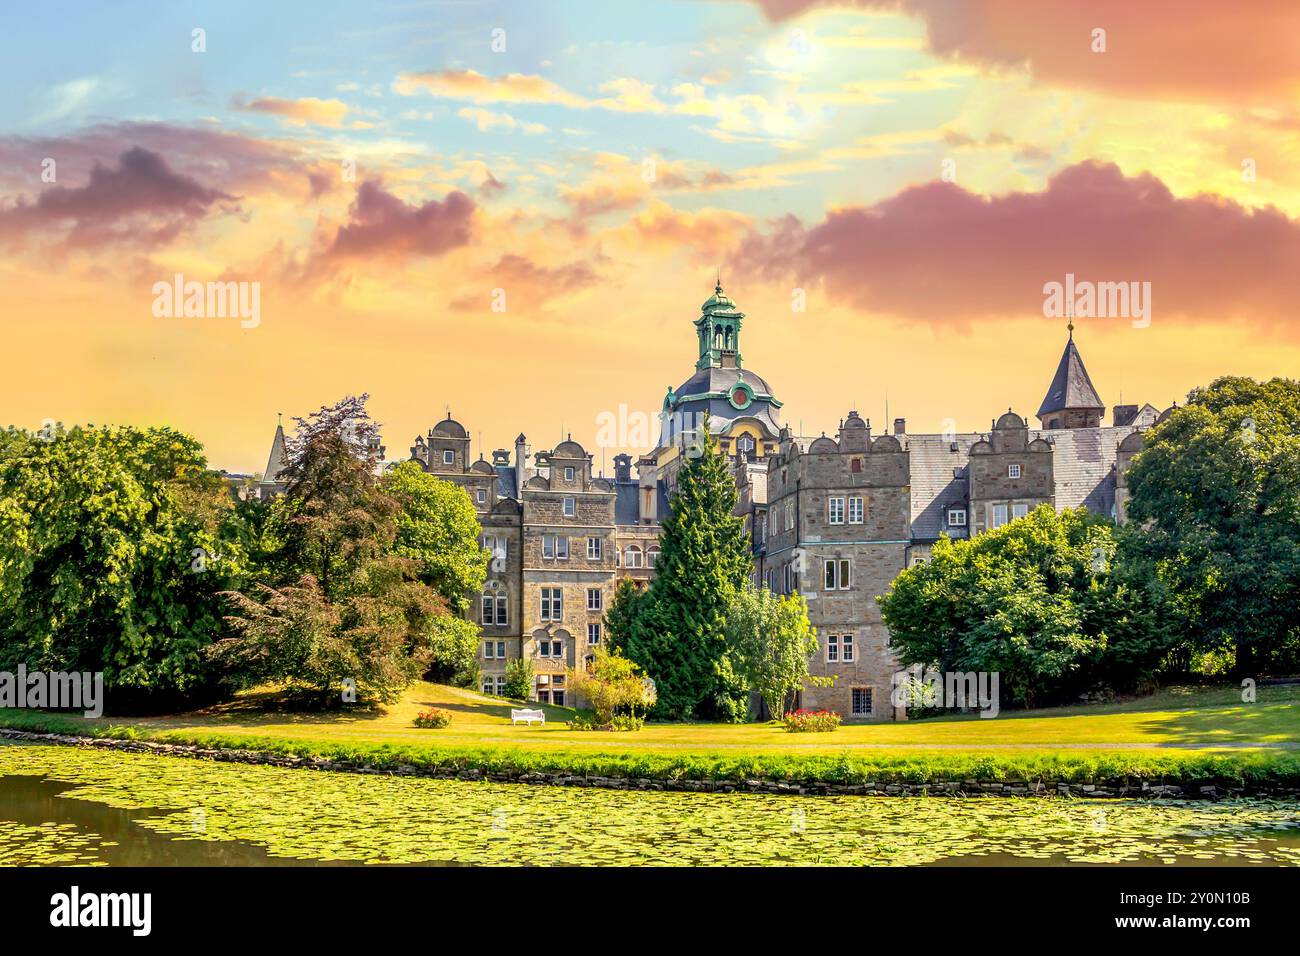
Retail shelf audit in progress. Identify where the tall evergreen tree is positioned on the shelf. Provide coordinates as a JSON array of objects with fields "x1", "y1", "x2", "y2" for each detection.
[{"x1": 623, "y1": 418, "x2": 751, "y2": 720}]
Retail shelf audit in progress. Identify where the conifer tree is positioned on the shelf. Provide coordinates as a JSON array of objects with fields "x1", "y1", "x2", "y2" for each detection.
[{"x1": 623, "y1": 418, "x2": 751, "y2": 720}]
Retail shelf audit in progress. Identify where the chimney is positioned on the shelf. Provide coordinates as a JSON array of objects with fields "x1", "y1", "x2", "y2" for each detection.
[
  {"x1": 613, "y1": 453, "x2": 632, "y2": 483},
  {"x1": 491, "y1": 448, "x2": 510, "y2": 466},
  {"x1": 514, "y1": 433, "x2": 529, "y2": 496},
  {"x1": 893, "y1": 418, "x2": 906, "y2": 435}
]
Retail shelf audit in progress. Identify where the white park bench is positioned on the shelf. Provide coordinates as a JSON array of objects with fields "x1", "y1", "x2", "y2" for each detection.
[{"x1": 510, "y1": 708, "x2": 546, "y2": 726}]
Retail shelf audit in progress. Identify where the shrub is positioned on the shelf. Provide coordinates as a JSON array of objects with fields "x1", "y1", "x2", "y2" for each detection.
[
  {"x1": 566, "y1": 712, "x2": 645, "y2": 732},
  {"x1": 782, "y1": 708, "x2": 841, "y2": 733},
  {"x1": 412, "y1": 708, "x2": 452, "y2": 729}
]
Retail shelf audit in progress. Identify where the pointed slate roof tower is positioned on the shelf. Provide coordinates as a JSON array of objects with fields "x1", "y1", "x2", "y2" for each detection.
[
  {"x1": 263, "y1": 414, "x2": 288, "y2": 482},
  {"x1": 1037, "y1": 322, "x2": 1105, "y2": 429}
]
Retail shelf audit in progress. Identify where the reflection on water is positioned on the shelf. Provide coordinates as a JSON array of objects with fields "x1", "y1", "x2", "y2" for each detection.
[{"x1": 1, "y1": 743, "x2": 1298, "y2": 867}]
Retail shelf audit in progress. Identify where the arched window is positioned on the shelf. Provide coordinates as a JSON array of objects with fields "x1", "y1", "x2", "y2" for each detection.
[
  {"x1": 647, "y1": 547, "x2": 660, "y2": 568},
  {"x1": 624, "y1": 545, "x2": 643, "y2": 568}
]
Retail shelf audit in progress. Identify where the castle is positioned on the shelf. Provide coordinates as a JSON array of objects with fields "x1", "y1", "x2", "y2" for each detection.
[{"x1": 257, "y1": 282, "x2": 1165, "y2": 718}]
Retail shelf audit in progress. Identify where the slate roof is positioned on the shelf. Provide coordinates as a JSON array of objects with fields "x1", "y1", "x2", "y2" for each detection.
[
  {"x1": 907, "y1": 425, "x2": 1139, "y2": 541},
  {"x1": 493, "y1": 464, "x2": 517, "y2": 500},
  {"x1": 1038, "y1": 335, "x2": 1105, "y2": 416},
  {"x1": 263, "y1": 423, "x2": 287, "y2": 482},
  {"x1": 614, "y1": 482, "x2": 641, "y2": 525}
]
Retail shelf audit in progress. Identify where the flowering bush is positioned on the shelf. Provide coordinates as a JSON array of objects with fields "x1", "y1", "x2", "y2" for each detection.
[
  {"x1": 412, "y1": 708, "x2": 453, "y2": 728},
  {"x1": 782, "y1": 708, "x2": 842, "y2": 733}
]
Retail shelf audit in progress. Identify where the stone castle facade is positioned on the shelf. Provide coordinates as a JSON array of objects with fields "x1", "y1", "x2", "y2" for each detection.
[{"x1": 258, "y1": 283, "x2": 1165, "y2": 718}]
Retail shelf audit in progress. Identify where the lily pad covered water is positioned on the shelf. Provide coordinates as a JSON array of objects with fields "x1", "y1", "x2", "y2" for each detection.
[{"x1": 2, "y1": 743, "x2": 1299, "y2": 866}]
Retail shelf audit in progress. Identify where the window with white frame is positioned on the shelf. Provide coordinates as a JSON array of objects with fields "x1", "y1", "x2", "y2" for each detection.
[
  {"x1": 483, "y1": 639, "x2": 506, "y2": 659},
  {"x1": 991, "y1": 503, "x2": 1008, "y2": 528},
  {"x1": 587, "y1": 537, "x2": 602, "y2": 560},
  {"x1": 841, "y1": 633, "x2": 854, "y2": 662},
  {"x1": 848, "y1": 496, "x2": 864, "y2": 524},
  {"x1": 1013, "y1": 503, "x2": 1029, "y2": 520},
  {"x1": 564, "y1": 466, "x2": 575, "y2": 481},
  {"x1": 587, "y1": 622, "x2": 601, "y2": 645},
  {"x1": 624, "y1": 545, "x2": 643, "y2": 568},
  {"x1": 483, "y1": 677, "x2": 496, "y2": 695},
  {"x1": 480, "y1": 592, "x2": 507, "y2": 626},
  {"x1": 783, "y1": 563, "x2": 793, "y2": 594},
  {"x1": 563, "y1": 496, "x2": 575, "y2": 517},
  {"x1": 647, "y1": 547, "x2": 660, "y2": 568},
  {"x1": 476, "y1": 488, "x2": 486, "y2": 504},
  {"x1": 851, "y1": 687, "x2": 872, "y2": 717},
  {"x1": 824, "y1": 558, "x2": 851, "y2": 590},
  {"x1": 540, "y1": 588, "x2": 562, "y2": 621},
  {"x1": 828, "y1": 496, "x2": 845, "y2": 524},
  {"x1": 827, "y1": 634, "x2": 840, "y2": 662},
  {"x1": 1008, "y1": 464, "x2": 1021, "y2": 479},
  {"x1": 442, "y1": 450, "x2": 454, "y2": 465},
  {"x1": 556, "y1": 536, "x2": 569, "y2": 559},
  {"x1": 947, "y1": 507, "x2": 967, "y2": 527},
  {"x1": 586, "y1": 587, "x2": 602, "y2": 611},
  {"x1": 538, "y1": 638, "x2": 564, "y2": 659},
  {"x1": 786, "y1": 499, "x2": 795, "y2": 531}
]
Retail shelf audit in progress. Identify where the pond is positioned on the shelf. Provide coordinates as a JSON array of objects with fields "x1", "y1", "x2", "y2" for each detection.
[{"x1": 2, "y1": 743, "x2": 1299, "y2": 866}]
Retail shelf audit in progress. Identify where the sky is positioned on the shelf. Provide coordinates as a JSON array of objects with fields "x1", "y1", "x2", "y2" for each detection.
[{"x1": 2, "y1": 0, "x2": 1299, "y2": 473}]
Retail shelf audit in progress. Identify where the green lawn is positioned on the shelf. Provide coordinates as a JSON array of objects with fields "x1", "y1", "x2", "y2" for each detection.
[{"x1": 6, "y1": 681, "x2": 1297, "y2": 758}]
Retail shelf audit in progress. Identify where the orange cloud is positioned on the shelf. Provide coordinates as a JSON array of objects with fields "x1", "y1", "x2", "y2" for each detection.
[
  {"x1": 231, "y1": 94, "x2": 349, "y2": 127},
  {"x1": 395, "y1": 69, "x2": 587, "y2": 107},
  {"x1": 753, "y1": 0, "x2": 1300, "y2": 102}
]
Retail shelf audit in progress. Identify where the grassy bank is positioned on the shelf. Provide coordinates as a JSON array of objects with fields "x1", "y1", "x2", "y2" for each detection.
[{"x1": 2, "y1": 682, "x2": 1298, "y2": 789}]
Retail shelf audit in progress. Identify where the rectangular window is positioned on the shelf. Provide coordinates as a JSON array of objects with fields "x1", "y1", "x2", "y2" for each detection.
[
  {"x1": 1013, "y1": 503, "x2": 1029, "y2": 520},
  {"x1": 481, "y1": 593, "x2": 494, "y2": 625},
  {"x1": 848, "y1": 496, "x2": 864, "y2": 524},
  {"x1": 442, "y1": 450, "x2": 454, "y2": 465},
  {"x1": 556, "y1": 536, "x2": 569, "y2": 559},
  {"x1": 783, "y1": 563, "x2": 792, "y2": 595},
  {"x1": 827, "y1": 634, "x2": 839, "y2": 663},
  {"x1": 540, "y1": 588, "x2": 562, "y2": 622},
  {"x1": 842, "y1": 633, "x2": 854, "y2": 662},
  {"x1": 495, "y1": 676, "x2": 506, "y2": 695},
  {"x1": 851, "y1": 687, "x2": 872, "y2": 717},
  {"x1": 948, "y1": 507, "x2": 967, "y2": 527},
  {"x1": 476, "y1": 488, "x2": 486, "y2": 504},
  {"x1": 542, "y1": 535, "x2": 555, "y2": 559},
  {"x1": 828, "y1": 496, "x2": 845, "y2": 524},
  {"x1": 587, "y1": 587, "x2": 602, "y2": 611},
  {"x1": 483, "y1": 640, "x2": 497, "y2": 659},
  {"x1": 851, "y1": 458, "x2": 862, "y2": 473},
  {"x1": 563, "y1": 496, "x2": 576, "y2": 517},
  {"x1": 588, "y1": 622, "x2": 601, "y2": 645},
  {"x1": 786, "y1": 500, "x2": 795, "y2": 531},
  {"x1": 483, "y1": 679, "x2": 495, "y2": 695},
  {"x1": 552, "y1": 690, "x2": 565, "y2": 706},
  {"x1": 564, "y1": 467, "x2": 575, "y2": 481},
  {"x1": 825, "y1": 559, "x2": 851, "y2": 590},
  {"x1": 495, "y1": 596, "x2": 508, "y2": 627},
  {"x1": 587, "y1": 537, "x2": 602, "y2": 560},
  {"x1": 991, "y1": 504, "x2": 1008, "y2": 528},
  {"x1": 1008, "y1": 464, "x2": 1021, "y2": 479}
]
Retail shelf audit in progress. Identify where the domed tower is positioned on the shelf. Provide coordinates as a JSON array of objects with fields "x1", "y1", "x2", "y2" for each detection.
[{"x1": 657, "y1": 280, "x2": 783, "y2": 461}]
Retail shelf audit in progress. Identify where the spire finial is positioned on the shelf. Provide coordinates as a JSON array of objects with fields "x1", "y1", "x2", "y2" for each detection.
[
  {"x1": 715, "y1": 267, "x2": 722, "y2": 294},
  {"x1": 1067, "y1": 304, "x2": 1074, "y2": 339},
  {"x1": 276, "y1": 411, "x2": 282, "y2": 427}
]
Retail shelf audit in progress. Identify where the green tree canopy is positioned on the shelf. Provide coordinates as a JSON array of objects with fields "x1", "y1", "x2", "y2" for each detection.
[
  {"x1": 725, "y1": 586, "x2": 818, "y2": 721},
  {"x1": 879, "y1": 506, "x2": 1174, "y2": 708},
  {"x1": 621, "y1": 420, "x2": 752, "y2": 720},
  {"x1": 1126, "y1": 376, "x2": 1300, "y2": 674},
  {"x1": 0, "y1": 424, "x2": 247, "y2": 697},
  {"x1": 379, "y1": 460, "x2": 487, "y2": 613}
]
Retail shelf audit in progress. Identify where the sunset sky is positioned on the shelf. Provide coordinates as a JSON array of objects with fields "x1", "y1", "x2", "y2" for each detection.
[{"x1": 3, "y1": 0, "x2": 1300, "y2": 473}]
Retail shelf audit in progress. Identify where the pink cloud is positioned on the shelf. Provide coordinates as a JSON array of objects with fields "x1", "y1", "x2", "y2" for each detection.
[
  {"x1": 733, "y1": 161, "x2": 1300, "y2": 331},
  {"x1": 323, "y1": 180, "x2": 476, "y2": 262},
  {"x1": 0, "y1": 146, "x2": 236, "y2": 250}
]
